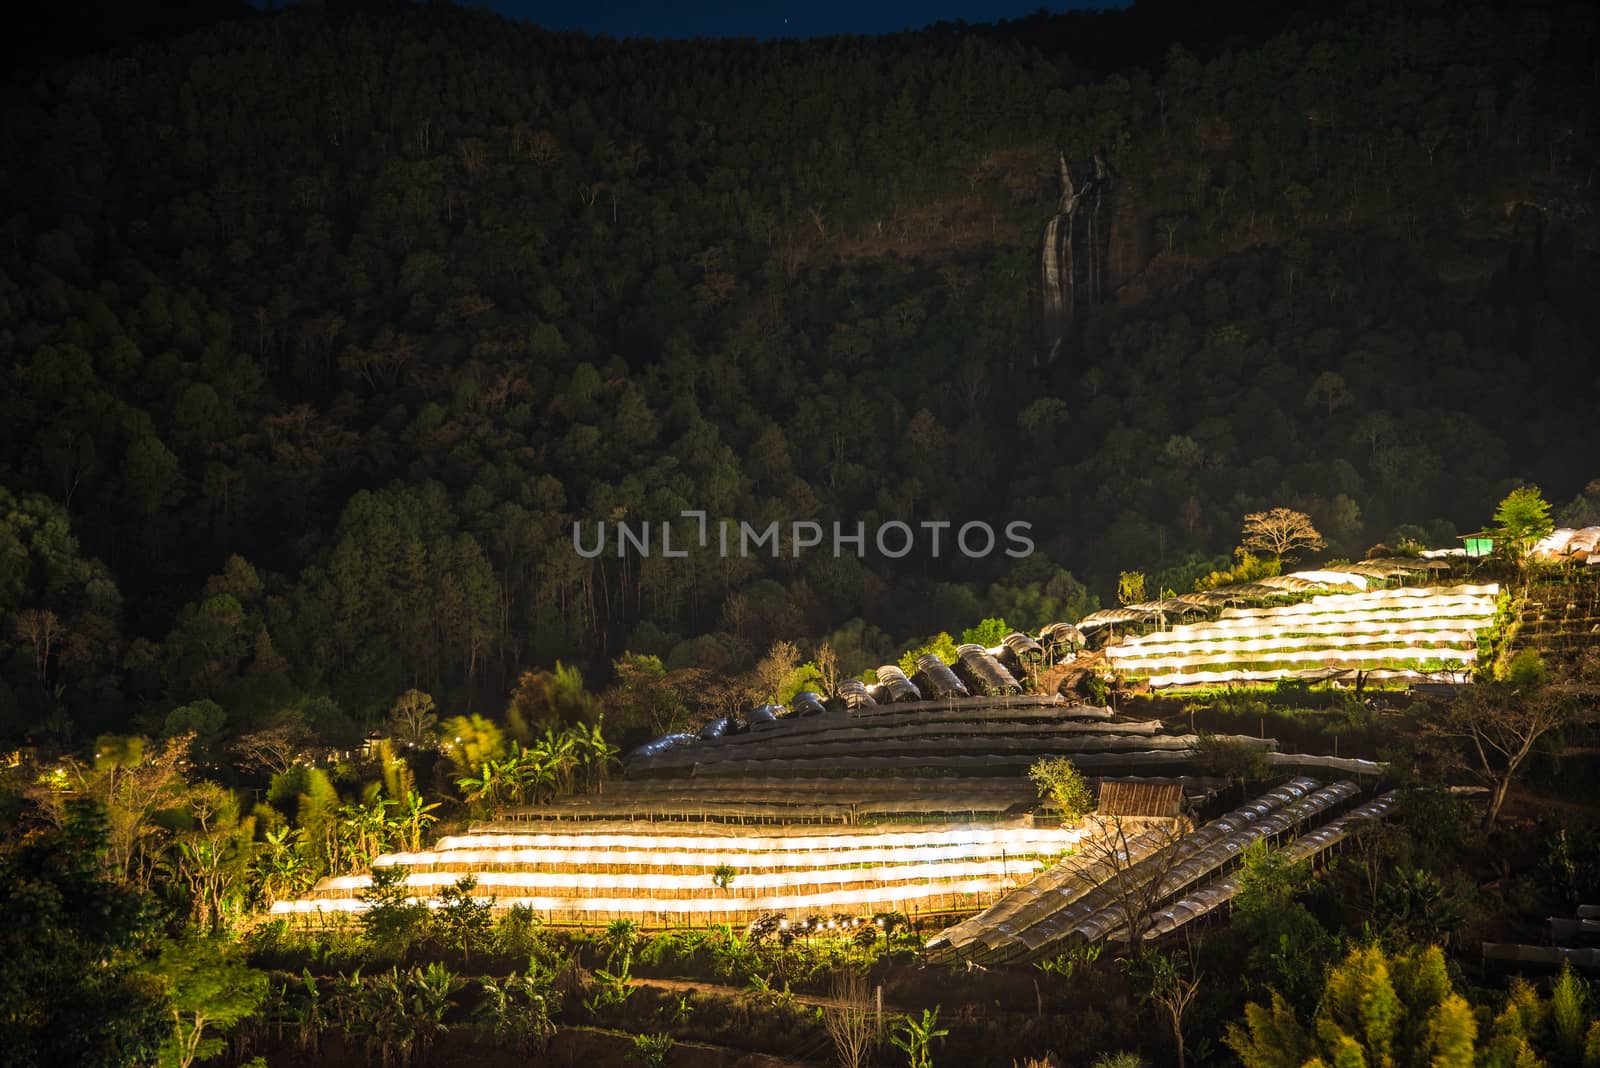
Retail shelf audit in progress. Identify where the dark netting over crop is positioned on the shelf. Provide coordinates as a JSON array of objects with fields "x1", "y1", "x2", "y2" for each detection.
[
  {"x1": 791, "y1": 690, "x2": 828, "y2": 716},
  {"x1": 874, "y1": 665, "x2": 922, "y2": 703},
  {"x1": 838, "y1": 679, "x2": 877, "y2": 709},
  {"x1": 955, "y1": 643, "x2": 1022, "y2": 696},
  {"x1": 913, "y1": 653, "x2": 970, "y2": 699}
]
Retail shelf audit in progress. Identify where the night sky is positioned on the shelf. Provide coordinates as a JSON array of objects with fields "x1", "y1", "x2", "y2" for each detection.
[{"x1": 463, "y1": 0, "x2": 1125, "y2": 40}]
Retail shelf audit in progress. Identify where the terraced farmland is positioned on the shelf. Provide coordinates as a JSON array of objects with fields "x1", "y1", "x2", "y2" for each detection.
[
  {"x1": 270, "y1": 659, "x2": 1405, "y2": 934},
  {"x1": 1103, "y1": 583, "x2": 1499, "y2": 688},
  {"x1": 271, "y1": 820, "x2": 1084, "y2": 924},
  {"x1": 271, "y1": 697, "x2": 1260, "y2": 925}
]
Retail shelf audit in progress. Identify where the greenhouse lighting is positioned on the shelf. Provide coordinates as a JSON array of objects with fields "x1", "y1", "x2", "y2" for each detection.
[
  {"x1": 429, "y1": 826, "x2": 1083, "y2": 854},
  {"x1": 371, "y1": 840, "x2": 1074, "y2": 871},
  {"x1": 319, "y1": 859, "x2": 1044, "y2": 894},
  {"x1": 274, "y1": 878, "x2": 1017, "y2": 916}
]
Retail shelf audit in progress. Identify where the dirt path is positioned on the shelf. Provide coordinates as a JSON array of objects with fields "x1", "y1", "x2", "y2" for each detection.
[{"x1": 626, "y1": 975, "x2": 897, "y2": 1013}]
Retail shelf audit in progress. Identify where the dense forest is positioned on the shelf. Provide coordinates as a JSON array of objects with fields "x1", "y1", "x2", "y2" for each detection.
[{"x1": 1, "y1": 0, "x2": 1597, "y2": 744}]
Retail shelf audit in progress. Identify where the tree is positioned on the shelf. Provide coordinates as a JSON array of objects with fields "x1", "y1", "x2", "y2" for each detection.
[
  {"x1": 440, "y1": 714, "x2": 505, "y2": 776},
  {"x1": 1420, "y1": 681, "x2": 1580, "y2": 826},
  {"x1": 1305, "y1": 371, "x2": 1350, "y2": 417},
  {"x1": 1226, "y1": 944, "x2": 1477, "y2": 1067},
  {"x1": 898, "y1": 632, "x2": 961, "y2": 680},
  {"x1": 149, "y1": 933, "x2": 267, "y2": 1068},
  {"x1": 1133, "y1": 946, "x2": 1203, "y2": 1068},
  {"x1": 436, "y1": 875, "x2": 492, "y2": 965},
  {"x1": 1231, "y1": 841, "x2": 1334, "y2": 1009},
  {"x1": 603, "y1": 654, "x2": 690, "y2": 735},
  {"x1": 171, "y1": 782, "x2": 256, "y2": 931},
  {"x1": 960, "y1": 617, "x2": 1011, "y2": 648},
  {"x1": 473, "y1": 967, "x2": 555, "y2": 1053},
  {"x1": 0, "y1": 799, "x2": 171, "y2": 1068},
  {"x1": 1117, "y1": 571, "x2": 1147, "y2": 607},
  {"x1": 1194, "y1": 549, "x2": 1280, "y2": 592},
  {"x1": 13, "y1": 608, "x2": 63, "y2": 683},
  {"x1": 814, "y1": 641, "x2": 841, "y2": 699},
  {"x1": 1028, "y1": 756, "x2": 1095, "y2": 819},
  {"x1": 388, "y1": 690, "x2": 438, "y2": 746},
  {"x1": 231, "y1": 714, "x2": 310, "y2": 776},
  {"x1": 1240, "y1": 508, "x2": 1325, "y2": 563},
  {"x1": 823, "y1": 969, "x2": 876, "y2": 1068},
  {"x1": 1073, "y1": 816, "x2": 1189, "y2": 944},
  {"x1": 752, "y1": 640, "x2": 800, "y2": 703},
  {"x1": 27, "y1": 733, "x2": 194, "y2": 888},
  {"x1": 359, "y1": 864, "x2": 430, "y2": 957},
  {"x1": 1493, "y1": 485, "x2": 1555, "y2": 565},
  {"x1": 506, "y1": 663, "x2": 598, "y2": 736}
]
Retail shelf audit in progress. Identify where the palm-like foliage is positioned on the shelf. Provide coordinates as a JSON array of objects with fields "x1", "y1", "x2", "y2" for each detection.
[
  {"x1": 891, "y1": 1007, "x2": 949, "y2": 1068},
  {"x1": 535, "y1": 727, "x2": 578, "y2": 797},
  {"x1": 454, "y1": 761, "x2": 502, "y2": 815},
  {"x1": 601, "y1": 919, "x2": 640, "y2": 974},
  {"x1": 337, "y1": 796, "x2": 396, "y2": 870},
  {"x1": 348, "y1": 964, "x2": 461, "y2": 1068},
  {"x1": 394, "y1": 791, "x2": 440, "y2": 853},
  {"x1": 254, "y1": 826, "x2": 314, "y2": 907},
  {"x1": 474, "y1": 970, "x2": 555, "y2": 1052},
  {"x1": 575, "y1": 719, "x2": 621, "y2": 793},
  {"x1": 451, "y1": 722, "x2": 619, "y2": 814}
]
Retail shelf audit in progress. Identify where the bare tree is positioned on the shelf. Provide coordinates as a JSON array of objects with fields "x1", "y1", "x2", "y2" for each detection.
[
  {"x1": 823, "y1": 969, "x2": 876, "y2": 1068},
  {"x1": 814, "y1": 642, "x2": 841, "y2": 699},
  {"x1": 1239, "y1": 507, "x2": 1325, "y2": 562},
  {"x1": 1137, "y1": 940, "x2": 1204, "y2": 1068},
  {"x1": 752, "y1": 640, "x2": 800, "y2": 703},
  {"x1": 231, "y1": 715, "x2": 310, "y2": 777},
  {"x1": 1074, "y1": 815, "x2": 1190, "y2": 944},
  {"x1": 14, "y1": 608, "x2": 63, "y2": 683},
  {"x1": 1420, "y1": 682, "x2": 1581, "y2": 826}
]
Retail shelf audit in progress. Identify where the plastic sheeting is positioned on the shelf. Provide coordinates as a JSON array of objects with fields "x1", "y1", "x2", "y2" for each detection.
[
  {"x1": 1140, "y1": 791, "x2": 1400, "y2": 940},
  {"x1": 875, "y1": 665, "x2": 922, "y2": 703},
  {"x1": 626, "y1": 733, "x2": 699, "y2": 761},
  {"x1": 746, "y1": 704, "x2": 782, "y2": 729},
  {"x1": 791, "y1": 691, "x2": 828, "y2": 717},
  {"x1": 1038, "y1": 622, "x2": 1088, "y2": 652},
  {"x1": 956, "y1": 643, "x2": 1023, "y2": 695},
  {"x1": 839, "y1": 679, "x2": 877, "y2": 710},
  {"x1": 914, "y1": 654, "x2": 971, "y2": 699},
  {"x1": 925, "y1": 778, "x2": 1325, "y2": 963}
]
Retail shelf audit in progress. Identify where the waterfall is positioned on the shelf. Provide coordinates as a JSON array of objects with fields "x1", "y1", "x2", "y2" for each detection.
[
  {"x1": 1038, "y1": 150, "x2": 1113, "y2": 363},
  {"x1": 1041, "y1": 214, "x2": 1062, "y2": 323}
]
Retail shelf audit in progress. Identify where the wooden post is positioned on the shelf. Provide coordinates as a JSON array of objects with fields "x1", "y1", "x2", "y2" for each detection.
[{"x1": 875, "y1": 985, "x2": 884, "y2": 1041}]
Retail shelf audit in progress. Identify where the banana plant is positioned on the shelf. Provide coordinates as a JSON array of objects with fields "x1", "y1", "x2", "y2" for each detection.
[
  {"x1": 254, "y1": 825, "x2": 313, "y2": 907},
  {"x1": 455, "y1": 761, "x2": 502, "y2": 816},
  {"x1": 891, "y1": 1007, "x2": 948, "y2": 1068},
  {"x1": 394, "y1": 791, "x2": 440, "y2": 853}
]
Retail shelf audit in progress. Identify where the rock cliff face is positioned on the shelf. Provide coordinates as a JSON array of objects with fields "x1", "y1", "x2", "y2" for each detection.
[{"x1": 1038, "y1": 151, "x2": 1116, "y2": 362}]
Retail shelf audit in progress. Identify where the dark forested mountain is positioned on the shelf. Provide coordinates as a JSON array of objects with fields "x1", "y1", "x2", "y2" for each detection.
[{"x1": 1, "y1": 0, "x2": 1596, "y2": 739}]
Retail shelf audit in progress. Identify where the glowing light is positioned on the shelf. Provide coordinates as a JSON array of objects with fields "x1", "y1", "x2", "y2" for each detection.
[
  {"x1": 1102, "y1": 585, "x2": 1498, "y2": 688},
  {"x1": 426, "y1": 826, "x2": 1082, "y2": 855},
  {"x1": 319, "y1": 859, "x2": 1043, "y2": 894},
  {"x1": 272, "y1": 877, "x2": 1021, "y2": 916}
]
